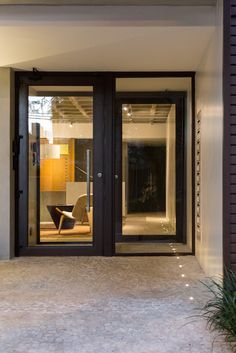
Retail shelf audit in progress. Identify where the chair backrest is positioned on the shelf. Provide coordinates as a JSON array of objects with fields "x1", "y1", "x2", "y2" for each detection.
[{"x1": 72, "y1": 194, "x2": 93, "y2": 220}]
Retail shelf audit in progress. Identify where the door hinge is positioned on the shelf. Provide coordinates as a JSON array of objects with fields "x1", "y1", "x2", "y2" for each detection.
[
  {"x1": 17, "y1": 190, "x2": 23, "y2": 198},
  {"x1": 12, "y1": 135, "x2": 23, "y2": 155}
]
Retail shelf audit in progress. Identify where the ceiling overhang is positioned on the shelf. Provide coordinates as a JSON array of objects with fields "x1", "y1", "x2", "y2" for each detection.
[
  {"x1": 0, "y1": 0, "x2": 217, "y2": 5},
  {"x1": 0, "y1": 2, "x2": 217, "y2": 71}
]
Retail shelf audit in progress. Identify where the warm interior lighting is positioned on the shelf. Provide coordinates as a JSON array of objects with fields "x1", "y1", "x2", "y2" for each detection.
[{"x1": 40, "y1": 144, "x2": 60, "y2": 159}]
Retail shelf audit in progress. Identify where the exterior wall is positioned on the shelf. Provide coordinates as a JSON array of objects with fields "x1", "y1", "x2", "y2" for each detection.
[
  {"x1": 0, "y1": 68, "x2": 14, "y2": 259},
  {"x1": 195, "y1": 0, "x2": 223, "y2": 275},
  {"x1": 223, "y1": 0, "x2": 236, "y2": 271}
]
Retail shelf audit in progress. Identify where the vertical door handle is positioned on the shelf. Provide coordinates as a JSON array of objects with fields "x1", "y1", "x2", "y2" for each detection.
[{"x1": 86, "y1": 149, "x2": 91, "y2": 212}]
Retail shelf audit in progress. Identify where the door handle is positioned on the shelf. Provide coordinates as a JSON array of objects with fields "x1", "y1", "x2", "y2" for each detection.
[
  {"x1": 97, "y1": 172, "x2": 103, "y2": 178},
  {"x1": 86, "y1": 149, "x2": 91, "y2": 212}
]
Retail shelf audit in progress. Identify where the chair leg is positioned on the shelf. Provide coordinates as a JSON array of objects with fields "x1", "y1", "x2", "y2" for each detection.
[
  {"x1": 58, "y1": 215, "x2": 65, "y2": 234},
  {"x1": 87, "y1": 207, "x2": 93, "y2": 234}
]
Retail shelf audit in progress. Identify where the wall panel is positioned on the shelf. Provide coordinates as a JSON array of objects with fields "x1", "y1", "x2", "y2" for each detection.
[{"x1": 224, "y1": 0, "x2": 236, "y2": 270}]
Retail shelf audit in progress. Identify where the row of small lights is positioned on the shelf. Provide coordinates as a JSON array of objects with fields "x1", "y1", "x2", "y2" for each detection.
[
  {"x1": 169, "y1": 242, "x2": 194, "y2": 302},
  {"x1": 66, "y1": 105, "x2": 130, "y2": 127},
  {"x1": 68, "y1": 105, "x2": 132, "y2": 126}
]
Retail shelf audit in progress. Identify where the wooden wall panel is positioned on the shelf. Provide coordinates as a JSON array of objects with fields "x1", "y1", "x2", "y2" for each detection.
[
  {"x1": 40, "y1": 139, "x2": 75, "y2": 192},
  {"x1": 40, "y1": 158, "x2": 66, "y2": 191},
  {"x1": 224, "y1": 0, "x2": 236, "y2": 269}
]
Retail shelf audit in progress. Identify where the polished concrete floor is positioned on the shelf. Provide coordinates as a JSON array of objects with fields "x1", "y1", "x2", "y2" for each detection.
[
  {"x1": 123, "y1": 213, "x2": 176, "y2": 235},
  {"x1": 116, "y1": 242, "x2": 192, "y2": 254},
  {"x1": 0, "y1": 257, "x2": 232, "y2": 353}
]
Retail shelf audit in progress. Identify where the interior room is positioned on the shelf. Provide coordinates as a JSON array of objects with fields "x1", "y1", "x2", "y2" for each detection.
[
  {"x1": 121, "y1": 103, "x2": 175, "y2": 236},
  {"x1": 28, "y1": 86, "x2": 94, "y2": 244},
  {"x1": 27, "y1": 78, "x2": 192, "y2": 254}
]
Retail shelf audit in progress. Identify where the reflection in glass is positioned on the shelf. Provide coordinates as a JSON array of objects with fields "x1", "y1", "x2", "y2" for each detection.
[
  {"x1": 122, "y1": 103, "x2": 176, "y2": 236},
  {"x1": 28, "y1": 87, "x2": 94, "y2": 245}
]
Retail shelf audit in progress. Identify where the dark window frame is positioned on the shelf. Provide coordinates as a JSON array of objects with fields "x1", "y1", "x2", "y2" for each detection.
[
  {"x1": 14, "y1": 71, "x2": 195, "y2": 257},
  {"x1": 115, "y1": 92, "x2": 187, "y2": 247}
]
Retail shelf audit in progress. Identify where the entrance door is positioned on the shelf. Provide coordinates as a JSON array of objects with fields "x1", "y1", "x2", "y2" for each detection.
[
  {"x1": 16, "y1": 75, "x2": 105, "y2": 255},
  {"x1": 115, "y1": 93, "x2": 186, "y2": 254}
]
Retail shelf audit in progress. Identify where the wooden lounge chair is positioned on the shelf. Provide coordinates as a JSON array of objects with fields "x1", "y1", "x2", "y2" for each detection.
[{"x1": 56, "y1": 194, "x2": 93, "y2": 234}]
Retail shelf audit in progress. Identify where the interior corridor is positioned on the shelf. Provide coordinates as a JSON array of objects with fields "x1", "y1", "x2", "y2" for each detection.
[{"x1": 0, "y1": 256, "x2": 231, "y2": 353}]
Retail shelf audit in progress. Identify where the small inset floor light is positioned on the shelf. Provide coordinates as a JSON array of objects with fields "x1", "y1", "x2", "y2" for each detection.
[
  {"x1": 127, "y1": 112, "x2": 132, "y2": 117},
  {"x1": 179, "y1": 264, "x2": 183, "y2": 268},
  {"x1": 177, "y1": 256, "x2": 180, "y2": 260},
  {"x1": 185, "y1": 283, "x2": 190, "y2": 287},
  {"x1": 181, "y1": 274, "x2": 185, "y2": 278},
  {"x1": 123, "y1": 105, "x2": 128, "y2": 112},
  {"x1": 69, "y1": 122, "x2": 73, "y2": 128},
  {"x1": 189, "y1": 296, "x2": 194, "y2": 301}
]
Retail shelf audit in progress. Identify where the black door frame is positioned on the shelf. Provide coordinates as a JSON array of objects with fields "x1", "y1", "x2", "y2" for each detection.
[
  {"x1": 15, "y1": 72, "x2": 111, "y2": 256},
  {"x1": 115, "y1": 92, "x2": 187, "y2": 245},
  {"x1": 14, "y1": 71, "x2": 195, "y2": 257}
]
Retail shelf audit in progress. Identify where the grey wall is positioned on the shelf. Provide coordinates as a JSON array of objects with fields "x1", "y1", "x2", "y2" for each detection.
[{"x1": 0, "y1": 68, "x2": 14, "y2": 259}]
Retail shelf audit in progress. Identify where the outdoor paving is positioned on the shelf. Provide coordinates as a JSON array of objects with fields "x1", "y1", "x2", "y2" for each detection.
[{"x1": 0, "y1": 256, "x2": 233, "y2": 353}]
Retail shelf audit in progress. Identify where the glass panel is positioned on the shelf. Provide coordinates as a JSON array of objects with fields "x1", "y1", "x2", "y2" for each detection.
[
  {"x1": 122, "y1": 103, "x2": 176, "y2": 237},
  {"x1": 28, "y1": 86, "x2": 94, "y2": 245},
  {"x1": 115, "y1": 77, "x2": 192, "y2": 254}
]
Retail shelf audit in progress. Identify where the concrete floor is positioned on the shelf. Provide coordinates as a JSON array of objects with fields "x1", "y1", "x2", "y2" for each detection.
[
  {"x1": 0, "y1": 256, "x2": 232, "y2": 353},
  {"x1": 116, "y1": 242, "x2": 192, "y2": 254},
  {"x1": 123, "y1": 213, "x2": 176, "y2": 236}
]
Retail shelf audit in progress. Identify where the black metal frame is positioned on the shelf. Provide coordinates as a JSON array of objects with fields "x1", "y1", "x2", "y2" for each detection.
[
  {"x1": 223, "y1": 0, "x2": 231, "y2": 269},
  {"x1": 14, "y1": 71, "x2": 195, "y2": 257},
  {"x1": 15, "y1": 72, "x2": 106, "y2": 256},
  {"x1": 115, "y1": 92, "x2": 187, "y2": 245}
]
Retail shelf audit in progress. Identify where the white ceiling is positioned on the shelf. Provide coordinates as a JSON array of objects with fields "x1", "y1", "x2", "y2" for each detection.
[{"x1": 0, "y1": 5, "x2": 216, "y2": 71}]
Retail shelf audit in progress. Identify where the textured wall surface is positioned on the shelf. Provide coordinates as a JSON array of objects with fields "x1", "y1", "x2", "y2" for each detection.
[{"x1": 223, "y1": 0, "x2": 236, "y2": 271}]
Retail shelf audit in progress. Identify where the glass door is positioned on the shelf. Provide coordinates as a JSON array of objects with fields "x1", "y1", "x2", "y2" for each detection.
[
  {"x1": 17, "y1": 76, "x2": 104, "y2": 255},
  {"x1": 115, "y1": 94, "x2": 186, "y2": 254}
]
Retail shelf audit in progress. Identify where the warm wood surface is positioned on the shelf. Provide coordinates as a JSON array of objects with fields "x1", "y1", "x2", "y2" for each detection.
[{"x1": 40, "y1": 225, "x2": 92, "y2": 242}]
